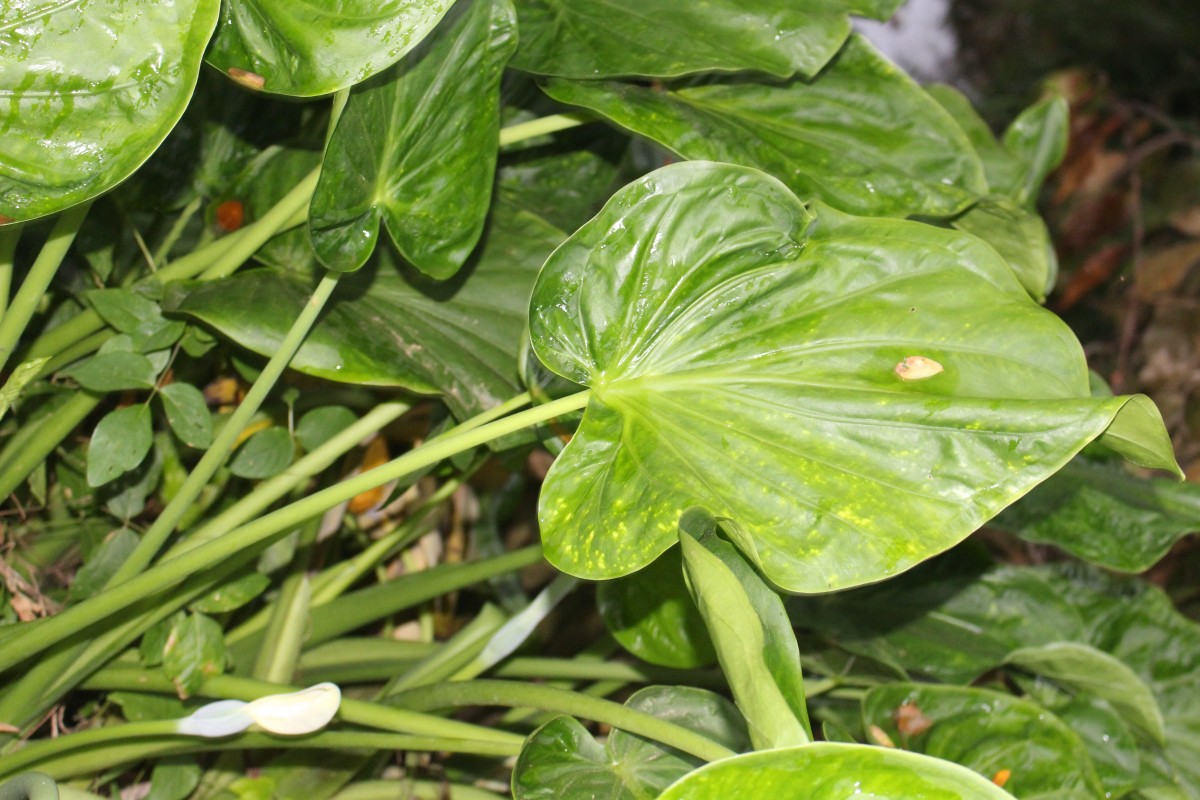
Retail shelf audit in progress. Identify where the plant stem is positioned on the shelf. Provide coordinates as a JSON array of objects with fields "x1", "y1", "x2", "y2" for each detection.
[
  {"x1": 389, "y1": 680, "x2": 735, "y2": 763},
  {"x1": 0, "y1": 203, "x2": 90, "y2": 374},
  {"x1": 80, "y1": 669, "x2": 524, "y2": 748},
  {"x1": 498, "y1": 113, "x2": 591, "y2": 147},
  {"x1": 0, "y1": 726, "x2": 517, "y2": 782},
  {"x1": 0, "y1": 391, "x2": 590, "y2": 675},
  {"x1": 111, "y1": 271, "x2": 341, "y2": 584},
  {"x1": 0, "y1": 392, "x2": 100, "y2": 499},
  {"x1": 0, "y1": 226, "x2": 20, "y2": 324}
]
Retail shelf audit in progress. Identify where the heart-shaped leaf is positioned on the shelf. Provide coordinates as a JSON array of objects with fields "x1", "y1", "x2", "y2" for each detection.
[
  {"x1": 656, "y1": 743, "x2": 1016, "y2": 800},
  {"x1": 510, "y1": 0, "x2": 902, "y2": 80},
  {"x1": 310, "y1": 0, "x2": 518, "y2": 276},
  {"x1": 542, "y1": 35, "x2": 987, "y2": 218},
  {"x1": 0, "y1": 0, "x2": 219, "y2": 221},
  {"x1": 512, "y1": 686, "x2": 748, "y2": 800},
  {"x1": 167, "y1": 206, "x2": 563, "y2": 420},
  {"x1": 861, "y1": 683, "x2": 1105, "y2": 797},
  {"x1": 529, "y1": 161, "x2": 1176, "y2": 591},
  {"x1": 204, "y1": 0, "x2": 456, "y2": 97}
]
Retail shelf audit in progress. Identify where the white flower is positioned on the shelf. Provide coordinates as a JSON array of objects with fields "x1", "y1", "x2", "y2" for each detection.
[{"x1": 176, "y1": 683, "x2": 341, "y2": 738}]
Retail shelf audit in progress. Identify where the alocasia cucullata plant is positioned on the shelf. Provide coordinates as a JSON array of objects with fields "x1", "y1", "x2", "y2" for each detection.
[{"x1": 0, "y1": 0, "x2": 1196, "y2": 798}]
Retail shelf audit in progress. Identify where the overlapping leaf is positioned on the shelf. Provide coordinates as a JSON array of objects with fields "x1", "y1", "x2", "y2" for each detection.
[
  {"x1": 0, "y1": 0, "x2": 219, "y2": 221},
  {"x1": 656, "y1": 743, "x2": 1016, "y2": 800},
  {"x1": 167, "y1": 206, "x2": 563, "y2": 419},
  {"x1": 994, "y1": 455, "x2": 1200, "y2": 571},
  {"x1": 542, "y1": 35, "x2": 987, "y2": 218},
  {"x1": 861, "y1": 683, "x2": 1104, "y2": 797},
  {"x1": 510, "y1": 0, "x2": 902, "y2": 79},
  {"x1": 310, "y1": 0, "x2": 517, "y2": 277},
  {"x1": 512, "y1": 686, "x2": 748, "y2": 800},
  {"x1": 530, "y1": 161, "x2": 1176, "y2": 592},
  {"x1": 205, "y1": 0, "x2": 455, "y2": 97},
  {"x1": 792, "y1": 560, "x2": 1200, "y2": 797}
]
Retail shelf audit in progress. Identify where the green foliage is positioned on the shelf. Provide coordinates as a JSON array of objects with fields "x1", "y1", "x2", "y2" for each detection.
[{"x1": 0, "y1": 2, "x2": 1196, "y2": 799}]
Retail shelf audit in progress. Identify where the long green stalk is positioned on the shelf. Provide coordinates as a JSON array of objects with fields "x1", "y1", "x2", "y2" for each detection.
[
  {"x1": 389, "y1": 679, "x2": 735, "y2": 763},
  {"x1": 0, "y1": 392, "x2": 100, "y2": 499},
  {"x1": 0, "y1": 203, "x2": 89, "y2": 374},
  {"x1": 0, "y1": 226, "x2": 19, "y2": 323},
  {"x1": 112, "y1": 270, "x2": 341, "y2": 583},
  {"x1": 0, "y1": 391, "x2": 590, "y2": 675}
]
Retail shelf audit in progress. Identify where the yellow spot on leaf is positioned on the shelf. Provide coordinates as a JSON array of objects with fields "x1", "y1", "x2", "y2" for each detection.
[{"x1": 992, "y1": 769, "x2": 1012, "y2": 788}]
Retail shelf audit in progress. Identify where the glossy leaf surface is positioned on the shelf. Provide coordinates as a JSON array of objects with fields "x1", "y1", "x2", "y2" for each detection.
[
  {"x1": 861, "y1": 683, "x2": 1104, "y2": 797},
  {"x1": 168, "y1": 207, "x2": 562, "y2": 420},
  {"x1": 542, "y1": 36, "x2": 986, "y2": 218},
  {"x1": 1005, "y1": 641, "x2": 1165, "y2": 744},
  {"x1": 310, "y1": 0, "x2": 518, "y2": 276},
  {"x1": 994, "y1": 455, "x2": 1200, "y2": 572},
  {"x1": 512, "y1": 686, "x2": 748, "y2": 800},
  {"x1": 0, "y1": 0, "x2": 219, "y2": 221},
  {"x1": 952, "y1": 198, "x2": 1057, "y2": 302},
  {"x1": 511, "y1": 0, "x2": 901, "y2": 79},
  {"x1": 596, "y1": 545, "x2": 716, "y2": 669},
  {"x1": 657, "y1": 743, "x2": 1016, "y2": 800},
  {"x1": 205, "y1": 0, "x2": 455, "y2": 97},
  {"x1": 529, "y1": 161, "x2": 1175, "y2": 591},
  {"x1": 680, "y1": 516, "x2": 810, "y2": 748},
  {"x1": 793, "y1": 560, "x2": 1200, "y2": 796}
]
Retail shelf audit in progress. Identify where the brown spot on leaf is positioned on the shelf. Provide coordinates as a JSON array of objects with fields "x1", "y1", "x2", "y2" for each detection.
[
  {"x1": 227, "y1": 68, "x2": 265, "y2": 91},
  {"x1": 867, "y1": 724, "x2": 896, "y2": 748},
  {"x1": 894, "y1": 356, "x2": 944, "y2": 381},
  {"x1": 215, "y1": 200, "x2": 245, "y2": 232},
  {"x1": 893, "y1": 702, "x2": 932, "y2": 736}
]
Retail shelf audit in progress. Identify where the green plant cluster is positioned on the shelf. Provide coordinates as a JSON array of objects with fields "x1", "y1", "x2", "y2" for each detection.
[{"x1": 0, "y1": 1, "x2": 1197, "y2": 799}]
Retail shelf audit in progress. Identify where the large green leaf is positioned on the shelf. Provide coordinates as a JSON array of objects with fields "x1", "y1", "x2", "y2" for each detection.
[
  {"x1": 529, "y1": 161, "x2": 1175, "y2": 591},
  {"x1": 0, "y1": 0, "x2": 219, "y2": 221},
  {"x1": 510, "y1": 0, "x2": 902, "y2": 80},
  {"x1": 861, "y1": 683, "x2": 1104, "y2": 798},
  {"x1": 1005, "y1": 642, "x2": 1166, "y2": 744},
  {"x1": 512, "y1": 686, "x2": 749, "y2": 800},
  {"x1": 541, "y1": 35, "x2": 987, "y2": 218},
  {"x1": 310, "y1": 0, "x2": 518, "y2": 276},
  {"x1": 680, "y1": 515, "x2": 810, "y2": 749},
  {"x1": 994, "y1": 456, "x2": 1200, "y2": 572},
  {"x1": 167, "y1": 206, "x2": 562, "y2": 419},
  {"x1": 656, "y1": 743, "x2": 1016, "y2": 800},
  {"x1": 792, "y1": 560, "x2": 1200, "y2": 797},
  {"x1": 204, "y1": 0, "x2": 456, "y2": 97}
]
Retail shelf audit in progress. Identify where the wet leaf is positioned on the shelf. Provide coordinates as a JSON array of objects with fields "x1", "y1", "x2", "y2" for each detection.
[
  {"x1": 310, "y1": 0, "x2": 518, "y2": 276},
  {"x1": 952, "y1": 198, "x2": 1058, "y2": 302},
  {"x1": 205, "y1": 0, "x2": 456, "y2": 97},
  {"x1": 511, "y1": 0, "x2": 902, "y2": 79},
  {"x1": 529, "y1": 161, "x2": 1175, "y2": 591},
  {"x1": 597, "y1": 545, "x2": 716, "y2": 669},
  {"x1": 862, "y1": 683, "x2": 1104, "y2": 798},
  {"x1": 542, "y1": 36, "x2": 987, "y2": 218},
  {"x1": 656, "y1": 743, "x2": 1017, "y2": 800},
  {"x1": 0, "y1": 0, "x2": 219, "y2": 221},
  {"x1": 512, "y1": 686, "x2": 748, "y2": 800}
]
